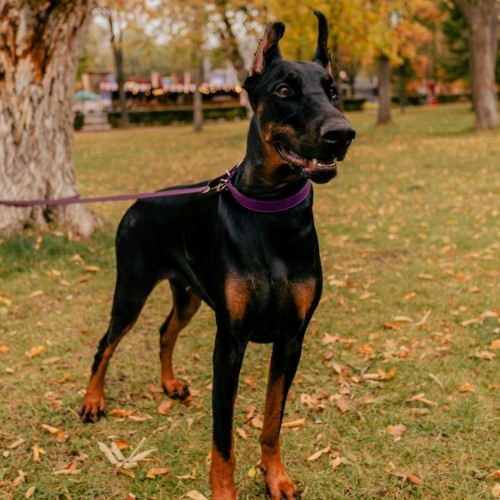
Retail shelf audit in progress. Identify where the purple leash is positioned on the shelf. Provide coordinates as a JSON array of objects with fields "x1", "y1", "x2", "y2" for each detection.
[{"x1": 0, "y1": 164, "x2": 311, "y2": 213}]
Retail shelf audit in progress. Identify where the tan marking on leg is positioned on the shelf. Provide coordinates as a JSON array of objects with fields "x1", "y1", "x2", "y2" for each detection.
[
  {"x1": 160, "y1": 293, "x2": 200, "y2": 400},
  {"x1": 81, "y1": 335, "x2": 124, "y2": 421},
  {"x1": 259, "y1": 375, "x2": 298, "y2": 499},
  {"x1": 210, "y1": 445, "x2": 237, "y2": 500}
]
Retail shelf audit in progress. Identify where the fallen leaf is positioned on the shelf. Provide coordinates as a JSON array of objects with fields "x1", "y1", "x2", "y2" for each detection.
[
  {"x1": 415, "y1": 309, "x2": 432, "y2": 326},
  {"x1": 282, "y1": 418, "x2": 306, "y2": 429},
  {"x1": 127, "y1": 415, "x2": 153, "y2": 424},
  {"x1": 408, "y1": 474, "x2": 423, "y2": 485},
  {"x1": 0, "y1": 341, "x2": 10, "y2": 353},
  {"x1": 158, "y1": 399, "x2": 175, "y2": 416},
  {"x1": 146, "y1": 467, "x2": 170, "y2": 479},
  {"x1": 459, "y1": 383, "x2": 475, "y2": 393},
  {"x1": 487, "y1": 470, "x2": 500, "y2": 480},
  {"x1": 334, "y1": 397, "x2": 350, "y2": 413},
  {"x1": 386, "y1": 424, "x2": 407, "y2": 437},
  {"x1": 491, "y1": 339, "x2": 500, "y2": 350},
  {"x1": 184, "y1": 491, "x2": 209, "y2": 500},
  {"x1": 84, "y1": 265, "x2": 101, "y2": 273},
  {"x1": 41, "y1": 357, "x2": 60, "y2": 365},
  {"x1": 247, "y1": 466, "x2": 257, "y2": 478},
  {"x1": 25, "y1": 486, "x2": 36, "y2": 498},
  {"x1": 307, "y1": 446, "x2": 331, "y2": 462},
  {"x1": 8, "y1": 438, "x2": 26, "y2": 449},
  {"x1": 25, "y1": 346, "x2": 45, "y2": 358},
  {"x1": 33, "y1": 444, "x2": 44, "y2": 463},
  {"x1": 114, "y1": 440, "x2": 130, "y2": 450},
  {"x1": 53, "y1": 462, "x2": 80, "y2": 475},
  {"x1": 27, "y1": 290, "x2": 44, "y2": 299},
  {"x1": 41, "y1": 424, "x2": 64, "y2": 436},
  {"x1": 243, "y1": 375, "x2": 258, "y2": 389},
  {"x1": 394, "y1": 316, "x2": 413, "y2": 323},
  {"x1": 331, "y1": 455, "x2": 342, "y2": 469},
  {"x1": 473, "y1": 351, "x2": 495, "y2": 360},
  {"x1": 407, "y1": 393, "x2": 437, "y2": 406},
  {"x1": 236, "y1": 427, "x2": 248, "y2": 440},
  {"x1": 110, "y1": 408, "x2": 134, "y2": 417},
  {"x1": 492, "y1": 483, "x2": 500, "y2": 498},
  {"x1": 418, "y1": 274, "x2": 434, "y2": 280},
  {"x1": 251, "y1": 417, "x2": 263, "y2": 429},
  {"x1": 359, "y1": 344, "x2": 375, "y2": 357}
]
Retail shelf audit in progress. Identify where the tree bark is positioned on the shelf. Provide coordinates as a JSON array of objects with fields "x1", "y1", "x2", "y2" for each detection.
[
  {"x1": 451, "y1": 0, "x2": 498, "y2": 130},
  {"x1": 106, "y1": 9, "x2": 130, "y2": 128},
  {"x1": 377, "y1": 55, "x2": 392, "y2": 125},
  {"x1": 0, "y1": 0, "x2": 102, "y2": 237},
  {"x1": 193, "y1": 60, "x2": 203, "y2": 132}
]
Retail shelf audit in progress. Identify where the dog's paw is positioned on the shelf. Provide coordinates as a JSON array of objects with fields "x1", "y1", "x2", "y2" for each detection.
[
  {"x1": 162, "y1": 379, "x2": 191, "y2": 402},
  {"x1": 259, "y1": 462, "x2": 300, "y2": 500},
  {"x1": 80, "y1": 392, "x2": 105, "y2": 423}
]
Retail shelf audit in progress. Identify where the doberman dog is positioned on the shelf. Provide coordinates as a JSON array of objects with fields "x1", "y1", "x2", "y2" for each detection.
[{"x1": 80, "y1": 10, "x2": 355, "y2": 499}]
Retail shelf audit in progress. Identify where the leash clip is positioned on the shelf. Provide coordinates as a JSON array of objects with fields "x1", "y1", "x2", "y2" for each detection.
[{"x1": 203, "y1": 169, "x2": 233, "y2": 194}]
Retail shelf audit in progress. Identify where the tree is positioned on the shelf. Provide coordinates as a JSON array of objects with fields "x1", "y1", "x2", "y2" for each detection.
[
  {"x1": 0, "y1": 0, "x2": 101, "y2": 237},
  {"x1": 98, "y1": 2, "x2": 130, "y2": 127},
  {"x1": 450, "y1": 0, "x2": 498, "y2": 130}
]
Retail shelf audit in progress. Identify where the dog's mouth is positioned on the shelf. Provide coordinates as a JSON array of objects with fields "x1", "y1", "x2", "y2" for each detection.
[{"x1": 275, "y1": 143, "x2": 337, "y2": 182}]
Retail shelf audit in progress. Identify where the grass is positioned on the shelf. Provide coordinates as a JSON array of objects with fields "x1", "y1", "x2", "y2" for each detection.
[{"x1": 0, "y1": 104, "x2": 499, "y2": 499}]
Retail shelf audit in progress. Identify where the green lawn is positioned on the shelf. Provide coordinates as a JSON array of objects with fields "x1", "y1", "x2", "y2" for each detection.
[{"x1": 0, "y1": 104, "x2": 499, "y2": 499}]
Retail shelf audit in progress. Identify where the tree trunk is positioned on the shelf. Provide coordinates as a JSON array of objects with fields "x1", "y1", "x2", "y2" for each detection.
[
  {"x1": 215, "y1": 0, "x2": 250, "y2": 114},
  {"x1": 452, "y1": 0, "x2": 498, "y2": 130},
  {"x1": 107, "y1": 12, "x2": 130, "y2": 128},
  {"x1": 0, "y1": 1, "x2": 101, "y2": 237},
  {"x1": 193, "y1": 60, "x2": 203, "y2": 132},
  {"x1": 377, "y1": 55, "x2": 392, "y2": 125}
]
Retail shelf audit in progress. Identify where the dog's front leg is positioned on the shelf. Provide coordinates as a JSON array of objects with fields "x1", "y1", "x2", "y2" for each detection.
[
  {"x1": 259, "y1": 336, "x2": 303, "y2": 500},
  {"x1": 210, "y1": 329, "x2": 248, "y2": 499}
]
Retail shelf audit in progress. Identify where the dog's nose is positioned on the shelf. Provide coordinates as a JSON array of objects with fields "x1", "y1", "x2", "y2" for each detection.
[{"x1": 320, "y1": 122, "x2": 356, "y2": 144}]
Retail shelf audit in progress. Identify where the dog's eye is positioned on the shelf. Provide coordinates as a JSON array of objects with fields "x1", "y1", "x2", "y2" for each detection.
[
  {"x1": 275, "y1": 84, "x2": 293, "y2": 97},
  {"x1": 327, "y1": 83, "x2": 338, "y2": 100}
]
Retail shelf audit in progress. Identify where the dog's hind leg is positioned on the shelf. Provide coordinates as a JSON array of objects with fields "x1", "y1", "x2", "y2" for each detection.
[
  {"x1": 160, "y1": 280, "x2": 201, "y2": 400},
  {"x1": 80, "y1": 265, "x2": 158, "y2": 422}
]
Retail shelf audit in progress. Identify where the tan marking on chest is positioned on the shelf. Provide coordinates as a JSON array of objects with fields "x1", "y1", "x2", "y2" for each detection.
[
  {"x1": 290, "y1": 278, "x2": 317, "y2": 320},
  {"x1": 225, "y1": 275, "x2": 252, "y2": 321}
]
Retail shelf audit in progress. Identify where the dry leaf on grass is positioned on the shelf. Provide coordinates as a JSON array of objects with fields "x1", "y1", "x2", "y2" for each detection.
[
  {"x1": 492, "y1": 483, "x2": 500, "y2": 498},
  {"x1": 158, "y1": 399, "x2": 175, "y2": 416},
  {"x1": 146, "y1": 467, "x2": 169, "y2": 479},
  {"x1": 183, "y1": 491, "x2": 209, "y2": 500},
  {"x1": 25, "y1": 345, "x2": 45, "y2": 358},
  {"x1": 307, "y1": 446, "x2": 331, "y2": 462},
  {"x1": 282, "y1": 418, "x2": 306, "y2": 429},
  {"x1": 386, "y1": 424, "x2": 407, "y2": 438},
  {"x1": 459, "y1": 383, "x2": 475, "y2": 393},
  {"x1": 236, "y1": 427, "x2": 248, "y2": 440},
  {"x1": 407, "y1": 393, "x2": 437, "y2": 406},
  {"x1": 98, "y1": 438, "x2": 156, "y2": 472},
  {"x1": 110, "y1": 408, "x2": 134, "y2": 417},
  {"x1": 491, "y1": 339, "x2": 500, "y2": 350}
]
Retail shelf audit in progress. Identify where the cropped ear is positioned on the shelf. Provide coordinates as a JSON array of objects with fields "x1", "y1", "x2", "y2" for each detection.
[
  {"x1": 312, "y1": 10, "x2": 332, "y2": 74},
  {"x1": 244, "y1": 21, "x2": 285, "y2": 89}
]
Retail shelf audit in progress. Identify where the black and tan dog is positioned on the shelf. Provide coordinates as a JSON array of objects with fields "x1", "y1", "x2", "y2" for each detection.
[{"x1": 81, "y1": 11, "x2": 355, "y2": 499}]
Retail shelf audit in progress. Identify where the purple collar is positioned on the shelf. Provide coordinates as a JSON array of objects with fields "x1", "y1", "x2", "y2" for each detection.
[{"x1": 208, "y1": 164, "x2": 311, "y2": 213}]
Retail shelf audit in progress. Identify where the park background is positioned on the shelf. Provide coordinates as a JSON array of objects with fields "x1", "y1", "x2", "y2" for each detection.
[{"x1": 0, "y1": 1, "x2": 499, "y2": 499}]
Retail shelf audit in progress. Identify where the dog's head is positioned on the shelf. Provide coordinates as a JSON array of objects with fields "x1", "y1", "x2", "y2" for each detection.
[{"x1": 243, "y1": 11, "x2": 355, "y2": 184}]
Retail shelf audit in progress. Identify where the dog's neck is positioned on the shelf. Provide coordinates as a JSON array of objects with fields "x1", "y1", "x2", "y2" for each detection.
[{"x1": 234, "y1": 116, "x2": 308, "y2": 200}]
